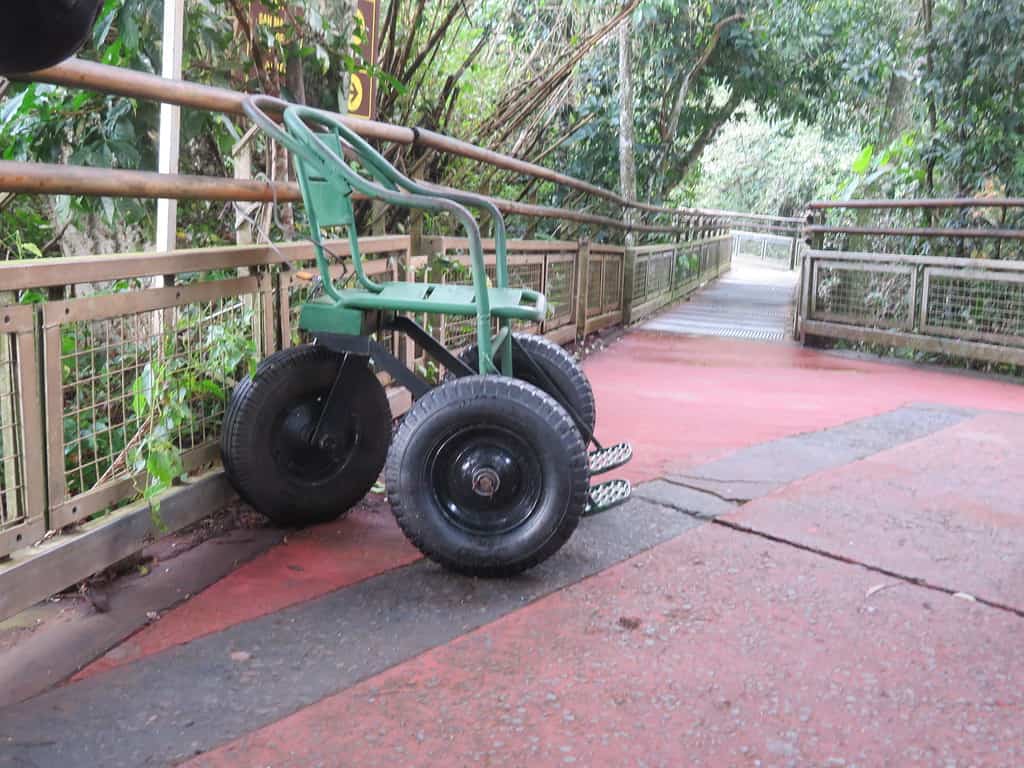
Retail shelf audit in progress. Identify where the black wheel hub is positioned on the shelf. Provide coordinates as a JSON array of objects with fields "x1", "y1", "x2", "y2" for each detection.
[
  {"x1": 430, "y1": 426, "x2": 542, "y2": 535},
  {"x1": 272, "y1": 396, "x2": 356, "y2": 482}
]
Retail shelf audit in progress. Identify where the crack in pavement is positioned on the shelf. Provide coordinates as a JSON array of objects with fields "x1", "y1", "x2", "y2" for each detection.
[
  {"x1": 710, "y1": 516, "x2": 1024, "y2": 620},
  {"x1": 658, "y1": 477, "x2": 751, "y2": 504}
]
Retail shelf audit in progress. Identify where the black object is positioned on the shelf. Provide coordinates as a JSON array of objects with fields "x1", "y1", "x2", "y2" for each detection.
[
  {"x1": 222, "y1": 345, "x2": 392, "y2": 527},
  {"x1": 385, "y1": 376, "x2": 589, "y2": 577},
  {"x1": 0, "y1": 0, "x2": 104, "y2": 75},
  {"x1": 458, "y1": 333, "x2": 597, "y2": 438}
]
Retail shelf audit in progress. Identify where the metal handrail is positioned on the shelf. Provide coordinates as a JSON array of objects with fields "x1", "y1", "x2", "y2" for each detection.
[
  {"x1": 808, "y1": 198, "x2": 1024, "y2": 210},
  {"x1": 10, "y1": 57, "x2": 767, "y2": 231}
]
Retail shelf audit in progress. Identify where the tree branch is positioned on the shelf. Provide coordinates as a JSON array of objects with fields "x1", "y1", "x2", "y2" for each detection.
[
  {"x1": 651, "y1": 12, "x2": 745, "y2": 195},
  {"x1": 658, "y1": 91, "x2": 742, "y2": 200}
]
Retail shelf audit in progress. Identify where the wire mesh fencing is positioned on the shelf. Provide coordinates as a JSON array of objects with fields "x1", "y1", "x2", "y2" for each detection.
[
  {"x1": 801, "y1": 251, "x2": 1024, "y2": 368},
  {"x1": 41, "y1": 277, "x2": 269, "y2": 529}
]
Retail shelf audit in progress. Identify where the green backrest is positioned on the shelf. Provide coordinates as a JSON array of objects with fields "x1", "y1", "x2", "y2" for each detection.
[{"x1": 292, "y1": 132, "x2": 355, "y2": 229}]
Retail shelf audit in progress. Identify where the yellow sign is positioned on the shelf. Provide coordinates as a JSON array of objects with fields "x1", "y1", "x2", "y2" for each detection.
[
  {"x1": 252, "y1": 2, "x2": 287, "y2": 74},
  {"x1": 348, "y1": 0, "x2": 378, "y2": 120}
]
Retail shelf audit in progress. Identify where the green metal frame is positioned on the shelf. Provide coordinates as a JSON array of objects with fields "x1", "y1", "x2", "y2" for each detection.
[{"x1": 241, "y1": 95, "x2": 544, "y2": 375}]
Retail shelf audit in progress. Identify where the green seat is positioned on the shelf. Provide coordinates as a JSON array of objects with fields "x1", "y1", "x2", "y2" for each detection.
[
  {"x1": 299, "y1": 284, "x2": 545, "y2": 336},
  {"x1": 342, "y1": 283, "x2": 544, "y2": 320},
  {"x1": 242, "y1": 96, "x2": 540, "y2": 372}
]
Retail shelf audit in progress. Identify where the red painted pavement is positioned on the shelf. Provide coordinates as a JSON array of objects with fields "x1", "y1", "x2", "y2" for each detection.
[
  {"x1": 586, "y1": 333, "x2": 1024, "y2": 484},
  {"x1": 79, "y1": 334, "x2": 1024, "y2": 679},
  {"x1": 76, "y1": 501, "x2": 420, "y2": 680},
  {"x1": 188, "y1": 523, "x2": 1024, "y2": 767},
  {"x1": 724, "y1": 410, "x2": 1024, "y2": 609}
]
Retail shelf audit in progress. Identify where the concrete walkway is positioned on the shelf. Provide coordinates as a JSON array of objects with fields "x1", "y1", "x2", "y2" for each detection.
[
  {"x1": 2, "y1": 327, "x2": 1023, "y2": 767},
  {"x1": 642, "y1": 258, "x2": 798, "y2": 341}
]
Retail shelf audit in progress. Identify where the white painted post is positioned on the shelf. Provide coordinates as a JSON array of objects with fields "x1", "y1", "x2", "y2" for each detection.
[{"x1": 155, "y1": 0, "x2": 185, "y2": 257}]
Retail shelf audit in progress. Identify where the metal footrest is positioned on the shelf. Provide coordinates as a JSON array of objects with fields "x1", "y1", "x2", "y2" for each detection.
[
  {"x1": 584, "y1": 478, "x2": 632, "y2": 517},
  {"x1": 589, "y1": 442, "x2": 633, "y2": 476}
]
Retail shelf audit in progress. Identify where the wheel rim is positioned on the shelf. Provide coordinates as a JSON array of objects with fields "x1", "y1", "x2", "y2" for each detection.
[
  {"x1": 428, "y1": 425, "x2": 543, "y2": 535},
  {"x1": 271, "y1": 394, "x2": 358, "y2": 483}
]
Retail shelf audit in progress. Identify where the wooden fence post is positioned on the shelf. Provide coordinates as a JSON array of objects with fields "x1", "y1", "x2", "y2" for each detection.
[
  {"x1": 0, "y1": 294, "x2": 18, "y2": 538},
  {"x1": 622, "y1": 244, "x2": 636, "y2": 325},
  {"x1": 796, "y1": 209, "x2": 819, "y2": 341},
  {"x1": 574, "y1": 239, "x2": 591, "y2": 340}
]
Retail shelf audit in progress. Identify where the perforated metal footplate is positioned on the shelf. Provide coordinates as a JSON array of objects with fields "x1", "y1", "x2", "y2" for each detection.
[
  {"x1": 589, "y1": 442, "x2": 633, "y2": 475},
  {"x1": 584, "y1": 478, "x2": 632, "y2": 517}
]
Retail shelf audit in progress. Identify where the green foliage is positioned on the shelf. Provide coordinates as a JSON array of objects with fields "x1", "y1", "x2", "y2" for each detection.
[
  {"x1": 58, "y1": 293, "x2": 257, "y2": 520},
  {"x1": 689, "y1": 115, "x2": 859, "y2": 215},
  {"x1": 125, "y1": 302, "x2": 258, "y2": 515},
  {"x1": 919, "y1": 0, "x2": 1024, "y2": 196},
  {"x1": 692, "y1": 0, "x2": 1024, "y2": 211}
]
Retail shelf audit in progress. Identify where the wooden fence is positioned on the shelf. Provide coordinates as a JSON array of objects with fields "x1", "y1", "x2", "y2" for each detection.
[
  {"x1": 0, "y1": 232, "x2": 730, "y2": 620},
  {"x1": 797, "y1": 199, "x2": 1024, "y2": 366},
  {"x1": 0, "y1": 55, "x2": 795, "y2": 619}
]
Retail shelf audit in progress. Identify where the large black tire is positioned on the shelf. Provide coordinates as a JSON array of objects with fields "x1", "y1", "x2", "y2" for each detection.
[
  {"x1": 386, "y1": 376, "x2": 589, "y2": 577},
  {"x1": 459, "y1": 333, "x2": 596, "y2": 437},
  {"x1": 224, "y1": 345, "x2": 392, "y2": 527},
  {"x1": 221, "y1": 345, "x2": 326, "y2": 490}
]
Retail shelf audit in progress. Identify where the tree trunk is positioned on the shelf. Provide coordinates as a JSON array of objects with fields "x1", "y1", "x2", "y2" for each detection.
[
  {"x1": 618, "y1": 16, "x2": 638, "y2": 246},
  {"x1": 921, "y1": 0, "x2": 937, "y2": 224}
]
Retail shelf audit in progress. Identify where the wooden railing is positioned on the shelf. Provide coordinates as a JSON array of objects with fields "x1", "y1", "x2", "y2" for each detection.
[
  {"x1": 0, "y1": 231, "x2": 732, "y2": 620},
  {"x1": 0, "y1": 57, "x2": 780, "y2": 619},
  {"x1": 797, "y1": 199, "x2": 1024, "y2": 367}
]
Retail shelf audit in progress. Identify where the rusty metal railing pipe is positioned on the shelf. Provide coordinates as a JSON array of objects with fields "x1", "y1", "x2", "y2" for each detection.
[
  {"x1": 413, "y1": 128, "x2": 635, "y2": 211},
  {"x1": 14, "y1": 59, "x2": 694, "y2": 221},
  {"x1": 0, "y1": 160, "x2": 695, "y2": 235},
  {"x1": 22, "y1": 58, "x2": 418, "y2": 146},
  {"x1": 9, "y1": 58, "x2": 797, "y2": 231},
  {"x1": 0, "y1": 160, "x2": 303, "y2": 203},
  {"x1": 808, "y1": 198, "x2": 1024, "y2": 210},
  {"x1": 804, "y1": 224, "x2": 1024, "y2": 240}
]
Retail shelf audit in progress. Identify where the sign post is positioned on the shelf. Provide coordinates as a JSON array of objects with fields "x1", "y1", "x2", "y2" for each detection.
[{"x1": 348, "y1": 0, "x2": 379, "y2": 120}]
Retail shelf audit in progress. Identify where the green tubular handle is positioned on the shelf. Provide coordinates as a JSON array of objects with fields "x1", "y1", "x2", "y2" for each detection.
[
  {"x1": 520, "y1": 288, "x2": 546, "y2": 319},
  {"x1": 242, "y1": 95, "x2": 316, "y2": 162},
  {"x1": 268, "y1": 100, "x2": 510, "y2": 290},
  {"x1": 282, "y1": 105, "x2": 499, "y2": 370},
  {"x1": 243, "y1": 97, "x2": 511, "y2": 290},
  {"x1": 417, "y1": 184, "x2": 510, "y2": 289}
]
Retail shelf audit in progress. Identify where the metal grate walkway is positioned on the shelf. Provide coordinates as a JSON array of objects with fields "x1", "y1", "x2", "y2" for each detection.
[{"x1": 642, "y1": 259, "x2": 798, "y2": 342}]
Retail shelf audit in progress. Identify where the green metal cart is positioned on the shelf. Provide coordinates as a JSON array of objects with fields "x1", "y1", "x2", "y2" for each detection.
[{"x1": 221, "y1": 96, "x2": 632, "y2": 576}]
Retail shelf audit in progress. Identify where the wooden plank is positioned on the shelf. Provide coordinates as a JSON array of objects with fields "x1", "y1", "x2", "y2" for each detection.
[
  {"x1": 804, "y1": 249, "x2": 1024, "y2": 271},
  {"x1": 802, "y1": 320, "x2": 1024, "y2": 367},
  {"x1": 805, "y1": 224, "x2": 1024, "y2": 240},
  {"x1": 0, "y1": 236, "x2": 411, "y2": 291},
  {"x1": 49, "y1": 444, "x2": 219, "y2": 530},
  {"x1": 584, "y1": 310, "x2": 624, "y2": 337},
  {"x1": 259, "y1": 273, "x2": 276, "y2": 355},
  {"x1": 41, "y1": 324, "x2": 66, "y2": 521},
  {"x1": 13, "y1": 324, "x2": 46, "y2": 552},
  {"x1": 0, "y1": 470, "x2": 236, "y2": 623},
  {"x1": 0, "y1": 313, "x2": 29, "y2": 543},
  {"x1": 797, "y1": 253, "x2": 812, "y2": 340},
  {"x1": 590, "y1": 244, "x2": 625, "y2": 256},
  {"x1": 424, "y1": 236, "x2": 578, "y2": 254},
  {"x1": 543, "y1": 325, "x2": 577, "y2": 347},
  {"x1": 574, "y1": 240, "x2": 591, "y2": 337},
  {"x1": 43, "y1": 277, "x2": 259, "y2": 326}
]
